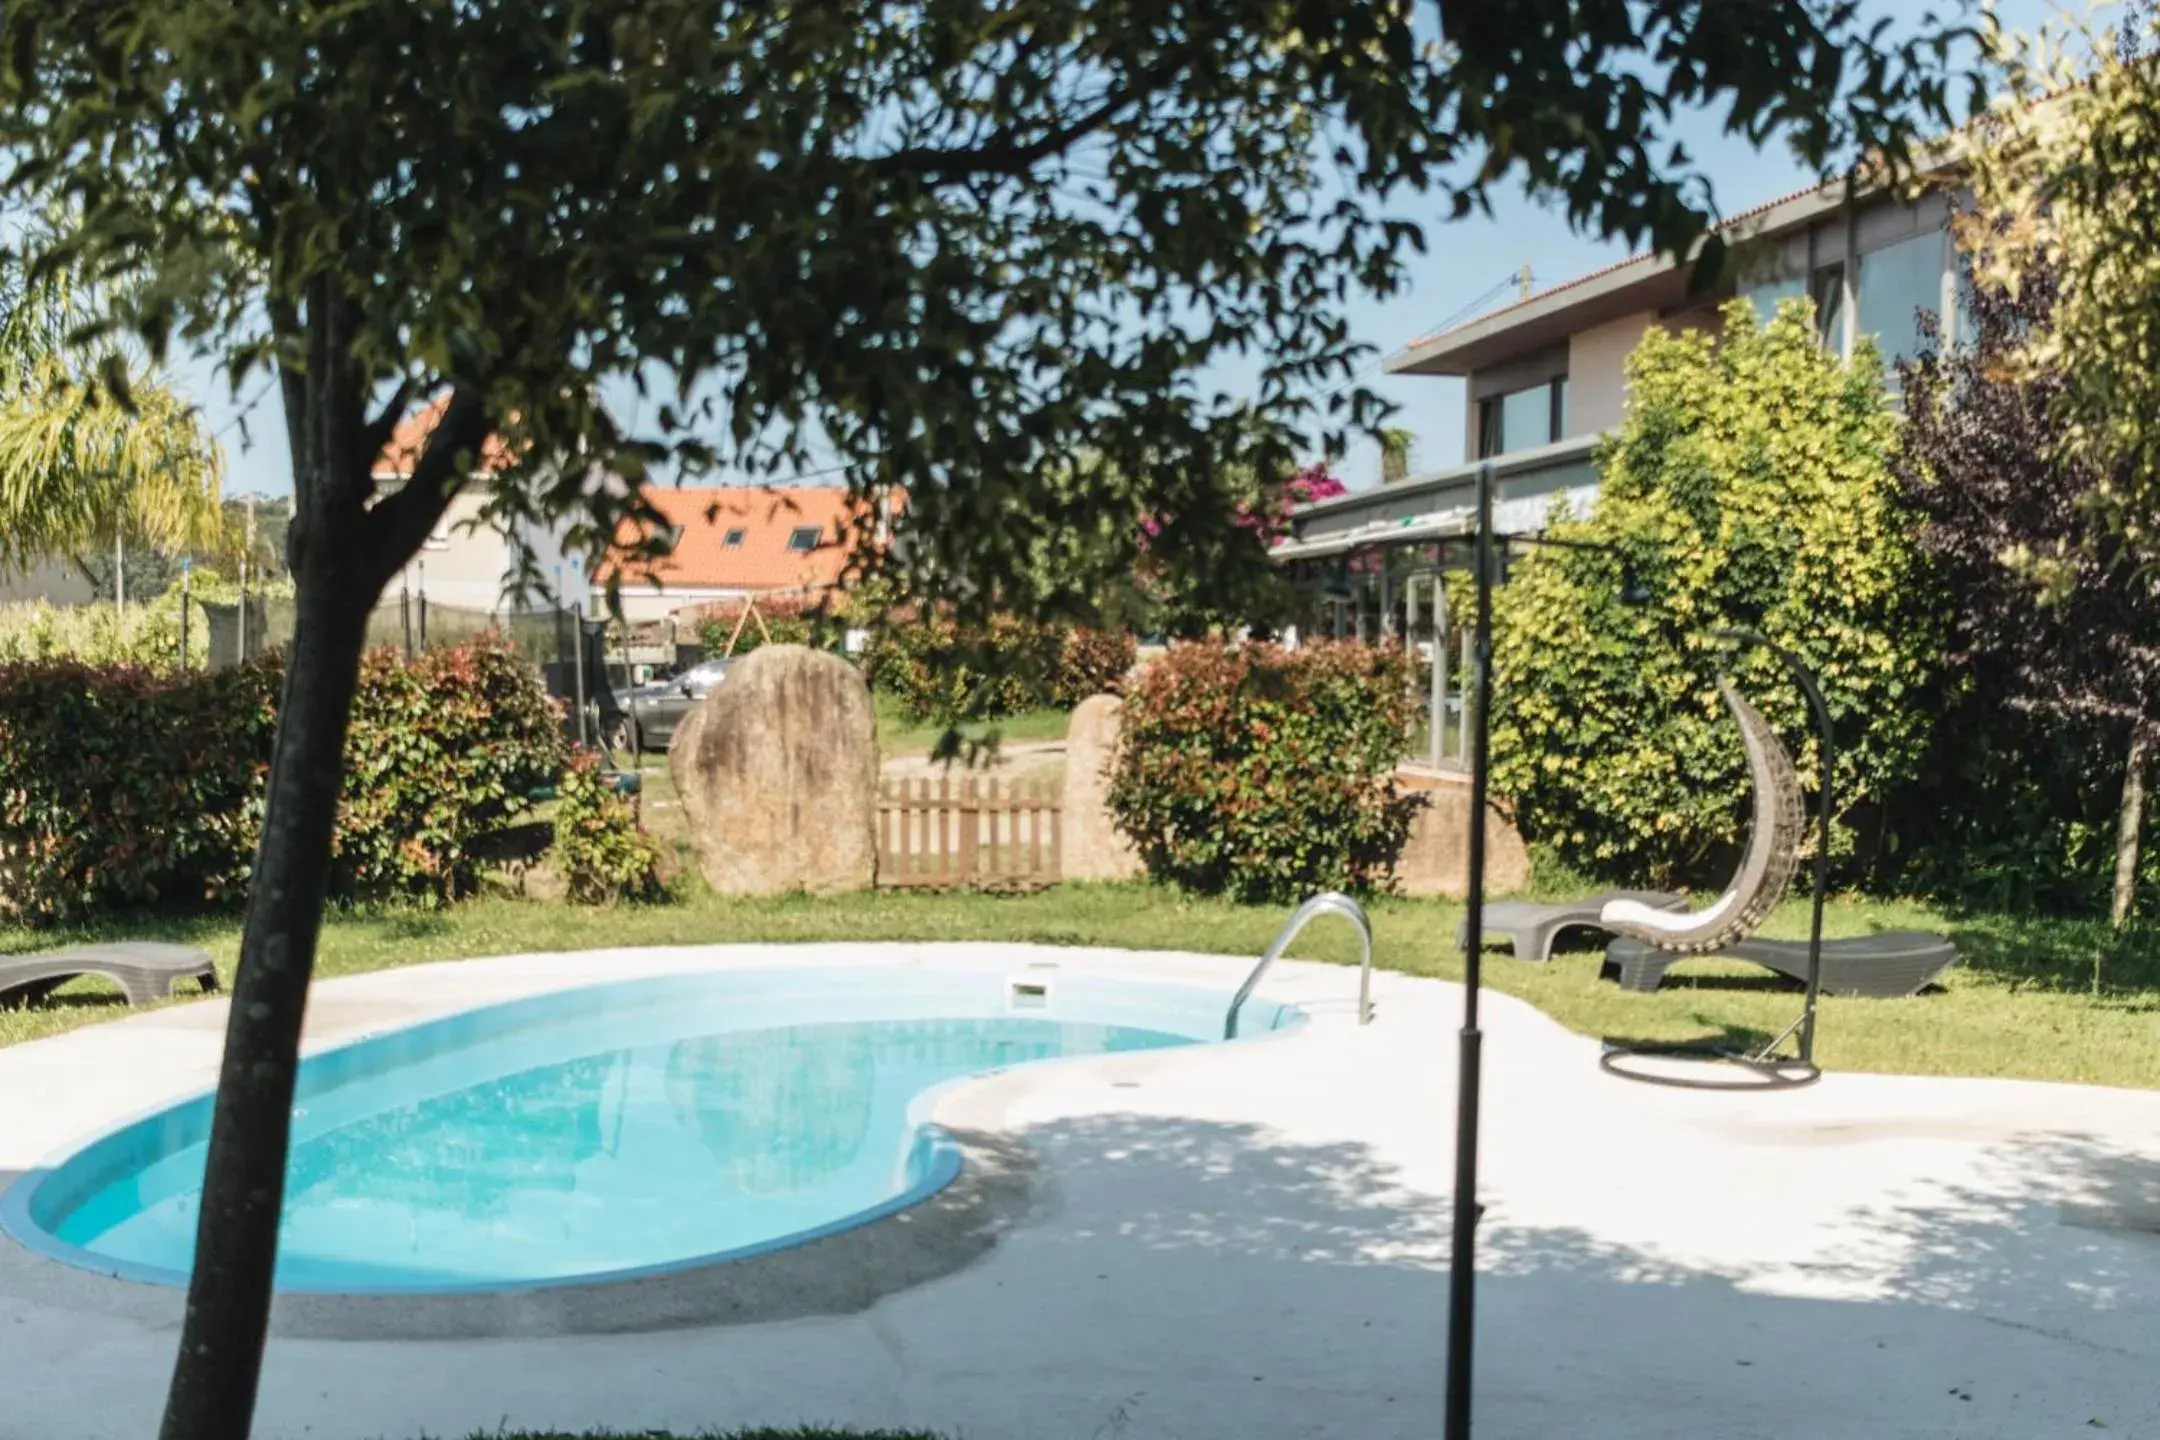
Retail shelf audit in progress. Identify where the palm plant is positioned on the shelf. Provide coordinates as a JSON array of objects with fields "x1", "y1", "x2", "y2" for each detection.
[{"x1": 0, "y1": 255, "x2": 223, "y2": 576}]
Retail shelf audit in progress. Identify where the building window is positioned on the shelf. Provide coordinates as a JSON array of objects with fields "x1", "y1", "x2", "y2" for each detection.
[
  {"x1": 1740, "y1": 275, "x2": 1807, "y2": 328},
  {"x1": 1810, "y1": 263, "x2": 1847, "y2": 353},
  {"x1": 786, "y1": 526, "x2": 823, "y2": 552},
  {"x1": 722, "y1": 528, "x2": 746, "y2": 548},
  {"x1": 1476, "y1": 375, "x2": 1567, "y2": 459},
  {"x1": 1856, "y1": 229, "x2": 1948, "y2": 369}
]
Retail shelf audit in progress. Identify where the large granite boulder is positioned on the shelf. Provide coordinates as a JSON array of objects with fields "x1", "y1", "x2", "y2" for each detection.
[
  {"x1": 1059, "y1": 693, "x2": 1143, "y2": 883},
  {"x1": 668, "y1": 644, "x2": 878, "y2": 894}
]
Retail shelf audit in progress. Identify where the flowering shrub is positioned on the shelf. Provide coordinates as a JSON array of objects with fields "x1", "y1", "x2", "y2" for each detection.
[
  {"x1": 0, "y1": 635, "x2": 566, "y2": 923},
  {"x1": 1107, "y1": 641, "x2": 1418, "y2": 901},
  {"x1": 552, "y1": 750, "x2": 668, "y2": 904}
]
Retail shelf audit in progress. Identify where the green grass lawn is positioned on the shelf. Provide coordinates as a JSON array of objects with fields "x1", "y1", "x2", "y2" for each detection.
[
  {"x1": 871, "y1": 692, "x2": 1071, "y2": 756},
  {"x1": 6, "y1": 876, "x2": 2159, "y2": 1088}
]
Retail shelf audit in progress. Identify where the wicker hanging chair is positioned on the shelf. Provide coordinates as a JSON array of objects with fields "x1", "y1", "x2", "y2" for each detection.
[{"x1": 1598, "y1": 678, "x2": 1807, "y2": 955}]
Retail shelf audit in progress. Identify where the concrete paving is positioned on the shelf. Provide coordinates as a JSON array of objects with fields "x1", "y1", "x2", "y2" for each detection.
[{"x1": 3, "y1": 941, "x2": 2160, "y2": 1439}]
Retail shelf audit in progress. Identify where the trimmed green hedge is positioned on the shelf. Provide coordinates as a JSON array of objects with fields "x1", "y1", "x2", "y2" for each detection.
[
  {"x1": 1107, "y1": 640, "x2": 1417, "y2": 901},
  {"x1": 0, "y1": 635, "x2": 566, "y2": 924}
]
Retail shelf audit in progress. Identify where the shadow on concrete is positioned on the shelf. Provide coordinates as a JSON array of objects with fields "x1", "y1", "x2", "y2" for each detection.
[
  {"x1": 11, "y1": 1101, "x2": 2160, "y2": 1440},
  {"x1": 844, "y1": 1113, "x2": 2160, "y2": 1440}
]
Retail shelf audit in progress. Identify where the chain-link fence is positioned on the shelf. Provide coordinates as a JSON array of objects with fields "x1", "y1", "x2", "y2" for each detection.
[{"x1": 8, "y1": 585, "x2": 697, "y2": 765}]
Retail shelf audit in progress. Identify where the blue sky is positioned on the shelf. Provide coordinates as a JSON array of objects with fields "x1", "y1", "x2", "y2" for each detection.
[{"x1": 182, "y1": 0, "x2": 2067, "y2": 499}]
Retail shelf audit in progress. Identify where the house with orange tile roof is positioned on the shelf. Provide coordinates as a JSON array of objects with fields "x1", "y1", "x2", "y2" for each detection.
[
  {"x1": 601, "y1": 485, "x2": 894, "y2": 622},
  {"x1": 369, "y1": 397, "x2": 895, "y2": 624},
  {"x1": 1273, "y1": 160, "x2": 1966, "y2": 771}
]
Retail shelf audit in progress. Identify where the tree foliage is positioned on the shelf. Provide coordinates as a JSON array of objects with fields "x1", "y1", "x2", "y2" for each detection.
[
  {"x1": 0, "y1": 3, "x2": 1975, "y2": 1436},
  {"x1": 1962, "y1": 4, "x2": 2160, "y2": 567},
  {"x1": 1490, "y1": 299, "x2": 1943, "y2": 882},
  {"x1": 1895, "y1": 238, "x2": 2160, "y2": 922}
]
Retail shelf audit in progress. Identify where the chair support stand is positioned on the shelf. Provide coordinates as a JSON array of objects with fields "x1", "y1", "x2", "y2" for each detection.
[{"x1": 1600, "y1": 627, "x2": 1834, "y2": 1090}]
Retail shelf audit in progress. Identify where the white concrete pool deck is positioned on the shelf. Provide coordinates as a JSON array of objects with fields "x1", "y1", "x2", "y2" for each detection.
[{"x1": 3, "y1": 941, "x2": 2160, "y2": 1439}]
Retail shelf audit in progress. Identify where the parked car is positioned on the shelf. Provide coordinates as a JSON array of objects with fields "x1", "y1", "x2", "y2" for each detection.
[{"x1": 609, "y1": 658, "x2": 731, "y2": 752}]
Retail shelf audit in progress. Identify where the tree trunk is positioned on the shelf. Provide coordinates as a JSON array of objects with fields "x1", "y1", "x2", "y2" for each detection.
[
  {"x1": 156, "y1": 562, "x2": 372, "y2": 1440},
  {"x1": 2112, "y1": 729, "x2": 2150, "y2": 930}
]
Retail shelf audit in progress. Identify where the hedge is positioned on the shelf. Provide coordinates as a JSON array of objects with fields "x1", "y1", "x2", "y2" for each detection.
[
  {"x1": 866, "y1": 611, "x2": 1135, "y2": 721},
  {"x1": 1107, "y1": 640, "x2": 1417, "y2": 901},
  {"x1": 0, "y1": 635, "x2": 566, "y2": 924},
  {"x1": 0, "y1": 570, "x2": 295, "y2": 672}
]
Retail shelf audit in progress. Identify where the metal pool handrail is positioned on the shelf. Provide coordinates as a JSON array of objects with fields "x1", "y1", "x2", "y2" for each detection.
[{"x1": 1224, "y1": 891, "x2": 1375, "y2": 1039}]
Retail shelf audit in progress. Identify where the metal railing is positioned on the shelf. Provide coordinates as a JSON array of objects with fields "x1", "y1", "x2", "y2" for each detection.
[{"x1": 1224, "y1": 891, "x2": 1375, "y2": 1039}]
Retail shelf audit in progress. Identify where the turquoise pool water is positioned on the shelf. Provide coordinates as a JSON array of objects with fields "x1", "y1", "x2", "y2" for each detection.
[{"x1": 0, "y1": 966, "x2": 1298, "y2": 1294}]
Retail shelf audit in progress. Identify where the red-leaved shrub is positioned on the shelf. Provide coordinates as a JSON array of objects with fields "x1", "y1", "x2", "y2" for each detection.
[
  {"x1": 1107, "y1": 641, "x2": 1418, "y2": 901},
  {"x1": 0, "y1": 635, "x2": 565, "y2": 923}
]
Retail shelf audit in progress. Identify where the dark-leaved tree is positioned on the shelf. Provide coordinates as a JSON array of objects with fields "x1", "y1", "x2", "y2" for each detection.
[
  {"x1": 0, "y1": 2, "x2": 1970, "y2": 1436},
  {"x1": 1897, "y1": 246, "x2": 2160, "y2": 926}
]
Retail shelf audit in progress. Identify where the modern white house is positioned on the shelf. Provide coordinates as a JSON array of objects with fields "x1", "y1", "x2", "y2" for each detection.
[
  {"x1": 1273, "y1": 167, "x2": 1968, "y2": 768},
  {"x1": 373, "y1": 397, "x2": 596, "y2": 618}
]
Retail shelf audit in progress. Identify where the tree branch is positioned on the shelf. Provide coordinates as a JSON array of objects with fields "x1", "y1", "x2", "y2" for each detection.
[
  {"x1": 866, "y1": 64, "x2": 1172, "y2": 182},
  {"x1": 359, "y1": 386, "x2": 489, "y2": 589},
  {"x1": 358, "y1": 378, "x2": 417, "y2": 471}
]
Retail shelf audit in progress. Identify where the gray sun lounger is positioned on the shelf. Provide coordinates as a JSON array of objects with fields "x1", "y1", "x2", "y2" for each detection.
[
  {"x1": 1606, "y1": 931, "x2": 1957, "y2": 998},
  {"x1": 1458, "y1": 890, "x2": 1690, "y2": 962},
  {"x1": 0, "y1": 942, "x2": 220, "y2": 1009}
]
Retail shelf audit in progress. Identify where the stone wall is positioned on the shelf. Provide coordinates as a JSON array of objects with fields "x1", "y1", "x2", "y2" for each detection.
[
  {"x1": 1394, "y1": 767, "x2": 1531, "y2": 898},
  {"x1": 1059, "y1": 694, "x2": 1142, "y2": 883}
]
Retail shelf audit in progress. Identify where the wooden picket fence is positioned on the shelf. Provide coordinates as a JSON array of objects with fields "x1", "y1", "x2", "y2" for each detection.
[{"x1": 877, "y1": 777, "x2": 1063, "y2": 890}]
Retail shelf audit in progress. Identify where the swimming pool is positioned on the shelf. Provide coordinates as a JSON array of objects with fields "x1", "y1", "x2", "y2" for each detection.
[{"x1": 0, "y1": 966, "x2": 1300, "y2": 1294}]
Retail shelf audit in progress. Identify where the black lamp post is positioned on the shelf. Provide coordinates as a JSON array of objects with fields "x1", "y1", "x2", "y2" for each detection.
[
  {"x1": 1451, "y1": 463, "x2": 1654, "y2": 1437},
  {"x1": 1443, "y1": 468, "x2": 1833, "y2": 1436},
  {"x1": 1443, "y1": 465, "x2": 1496, "y2": 1440}
]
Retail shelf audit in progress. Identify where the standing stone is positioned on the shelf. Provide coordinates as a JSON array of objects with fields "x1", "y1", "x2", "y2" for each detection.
[
  {"x1": 1060, "y1": 693, "x2": 1143, "y2": 883},
  {"x1": 670, "y1": 701, "x2": 712, "y2": 836},
  {"x1": 668, "y1": 644, "x2": 878, "y2": 894}
]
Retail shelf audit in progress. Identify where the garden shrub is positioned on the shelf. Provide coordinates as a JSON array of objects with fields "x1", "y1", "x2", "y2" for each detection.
[
  {"x1": 1053, "y1": 627, "x2": 1138, "y2": 704},
  {"x1": 692, "y1": 593, "x2": 837, "y2": 657},
  {"x1": 1489, "y1": 298, "x2": 1944, "y2": 884},
  {"x1": 1107, "y1": 640, "x2": 1418, "y2": 901},
  {"x1": 0, "y1": 658, "x2": 277, "y2": 923},
  {"x1": 866, "y1": 609, "x2": 1135, "y2": 720},
  {"x1": 336, "y1": 638, "x2": 569, "y2": 903},
  {"x1": 0, "y1": 634, "x2": 566, "y2": 923},
  {"x1": 865, "y1": 610, "x2": 1067, "y2": 721},
  {"x1": 552, "y1": 750, "x2": 669, "y2": 904}
]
